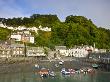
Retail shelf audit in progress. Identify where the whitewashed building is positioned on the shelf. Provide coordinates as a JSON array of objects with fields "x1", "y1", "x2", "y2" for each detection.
[
  {"x1": 65, "y1": 46, "x2": 94, "y2": 57},
  {"x1": 98, "y1": 49, "x2": 106, "y2": 53},
  {"x1": 39, "y1": 25, "x2": 51, "y2": 31},
  {"x1": 11, "y1": 44, "x2": 24, "y2": 57},
  {"x1": 55, "y1": 45, "x2": 94, "y2": 58},
  {"x1": 11, "y1": 30, "x2": 34, "y2": 43},
  {"x1": 0, "y1": 22, "x2": 51, "y2": 34},
  {"x1": 55, "y1": 46, "x2": 67, "y2": 56},
  {"x1": 7, "y1": 26, "x2": 14, "y2": 30},
  {"x1": 27, "y1": 27, "x2": 38, "y2": 33},
  {"x1": 0, "y1": 43, "x2": 11, "y2": 58},
  {"x1": 11, "y1": 35, "x2": 22, "y2": 41},
  {"x1": 65, "y1": 48, "x2": 88, "y2": 57},
  {"x1": 27, "y1": 47, "x2": 46, "y2": 57},
  {"x1": 14, "y1": 26, "x2": 26, "y2": 30}
]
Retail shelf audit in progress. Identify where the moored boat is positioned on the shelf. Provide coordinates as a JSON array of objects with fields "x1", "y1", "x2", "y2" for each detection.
[
  {"x1": 61, "y1": 68, "x2": 75, "y2": 76},
  {"x1": 61, "y1": 68, "x2": 70, "y2": 75},
  {"x1": 92, "y1": 64, "x2": 98, "y2": 69},
  {"x1": 38, "y1": 68, "x2": 49, "y2": 78},
  {"x1": 49, "y1": 71, "x2": 56, "y2": 77}
]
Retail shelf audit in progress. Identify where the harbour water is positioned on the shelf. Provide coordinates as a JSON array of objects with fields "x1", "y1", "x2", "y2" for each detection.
[{"x1": 0, "y1": 71, "x2": 110, "y2": 82}]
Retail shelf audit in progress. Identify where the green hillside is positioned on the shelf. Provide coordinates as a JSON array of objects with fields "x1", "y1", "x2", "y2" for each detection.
[
  {"x1": 0, "y1": 14, "x2": 110, "y2": 49},
  {"x1": 0, "y1": 27, "x2": 11, "y2": 40}
]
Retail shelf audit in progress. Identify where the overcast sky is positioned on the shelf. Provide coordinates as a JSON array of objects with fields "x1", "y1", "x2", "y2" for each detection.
[{"x1": 0, "y1": 0, "x2": 110, "y2": 28}]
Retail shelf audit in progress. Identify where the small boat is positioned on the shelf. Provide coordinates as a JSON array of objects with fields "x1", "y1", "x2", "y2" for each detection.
[
  {"x1": 87, "y1": 68, "x2": 95, "y2": 73},
  {"x1": 38, "y1": 68, "x2": 56, "y2": 78},
  {"x1": 80, "y1": 67, "x2": 95, "y2": 74},
  {"x1": 38, "y1": 68, "x2": 49, "y2": 78},
  {"x1": 74, "y1": 68, "x2": 80, "y2": 74},
  {"x1": 59, "y1": 60, "x2": 64, "y2": 65},
  {"x1": 68, "y1": 69, "x2": 75, "y2": 74},
  {"x1": 59, "y1": 61, "x2": 63, "y2": 65},
  {"x1": 35, "y1": 64, "x2": 39, "y2": 68},
  {"x1": 61, "y1": 68, "x2": 71, "y2": 75},
  {"x1": 49, "y1": 71, "x2": 56, "y2": 77},
  {"x1": 92, "y1": 64, "x2": 98, "y2": 69}
]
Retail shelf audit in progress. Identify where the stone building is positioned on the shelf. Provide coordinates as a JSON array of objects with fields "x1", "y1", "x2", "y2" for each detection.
[
  {"x1": 26, "y1": 47, "x2": 46, "y2": 57},
  {"x1": 10, "y1": 44, "x2": 24, "y2": 57},
  {"x1": 0, "y1": 41, "x2": 11, "y2": 58}
]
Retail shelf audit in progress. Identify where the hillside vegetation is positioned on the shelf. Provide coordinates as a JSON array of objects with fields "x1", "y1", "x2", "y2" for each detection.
[{"x1": 0, "y1": 14, "x2": 110, "y2": 49}]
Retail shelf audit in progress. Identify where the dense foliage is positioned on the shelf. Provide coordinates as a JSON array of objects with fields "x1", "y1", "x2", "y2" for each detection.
[
  {"x1": 0, "y1": 14, "x2": 110, "y2": 49},
  {"x1": 0, "y1": 27, "x2": 11, "y2": 40}
]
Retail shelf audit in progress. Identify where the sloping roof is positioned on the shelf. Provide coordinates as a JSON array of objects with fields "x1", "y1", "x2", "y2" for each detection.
[
  {"x1": 27, "y1": 46, "x2": 44, "y2": 50},
  {"x1": 11, "y1": 44, "x2": 24, "y2": 47}
]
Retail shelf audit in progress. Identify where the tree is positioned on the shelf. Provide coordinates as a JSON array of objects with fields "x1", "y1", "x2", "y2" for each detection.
[{"x1": 0, "y1": 28, "x2": 11, "y2": 40}]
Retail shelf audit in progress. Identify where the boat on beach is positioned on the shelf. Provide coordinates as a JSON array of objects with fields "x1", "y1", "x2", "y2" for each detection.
[
  {"x1": 92, "y1": 64, "x2": 98, "y2": 69},
  {"x1": 80, "y1": 67, "x2": 95, "y2": 74},
  {"x1": 49, "y1": 71, "x2": 56, "y2": 77},
  {"x1": 61, "y1": 67, "x2": 95, "y2": 76},
  {"x1": 38, "y1": 68, "x2": 49, "y2": 78},
  {"x1": 38, "y1": 68, "x2": 56, "y2": 78},
  {"x1": 61, "y1": 68, "x2": 75, "y2": 76},
  {"x1": 35, "y1": 64, "x2": 39, "y2": 68}
]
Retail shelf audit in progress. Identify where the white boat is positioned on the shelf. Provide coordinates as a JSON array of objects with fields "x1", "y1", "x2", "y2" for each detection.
[
  {"x1": 38, "y1": 68, "x2": 49, "y2": 78},
  {"x1": 59, "y1": 61, "x2": 63, "y2": 65},
  {"x1": 49, "y1": 71, "x2": 56, "y2": 77},
  {"x1": 61, "y1": 68, "x2": 70, "y2": 75},
  {"x1": 35, "y1": 64, "x2": 39, "y2": 68}
]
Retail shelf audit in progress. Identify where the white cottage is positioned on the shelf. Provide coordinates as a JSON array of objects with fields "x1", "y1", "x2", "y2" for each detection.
[{"x1": 65, "y1": 45, "x2": 94, "y2": 57}]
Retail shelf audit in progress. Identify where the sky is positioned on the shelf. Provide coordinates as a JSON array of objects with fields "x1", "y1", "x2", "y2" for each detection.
[{"x1": 0, "y1": 0, "x2": 110, "y2": 28}]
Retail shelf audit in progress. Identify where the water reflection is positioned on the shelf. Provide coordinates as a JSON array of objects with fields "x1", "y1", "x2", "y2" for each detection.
[{"x1": 0, "y1": 72, "x2": 110, "y2": 82}]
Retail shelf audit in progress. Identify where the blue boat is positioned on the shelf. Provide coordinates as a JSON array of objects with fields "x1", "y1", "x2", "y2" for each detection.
[{"x1": 61, "y1": 68, "x2": 73, "y2": 76}]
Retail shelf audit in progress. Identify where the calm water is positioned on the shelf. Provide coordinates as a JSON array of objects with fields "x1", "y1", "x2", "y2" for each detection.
[{"x1": 0, "y1": 72, "x2": 110, "y2": 82}]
